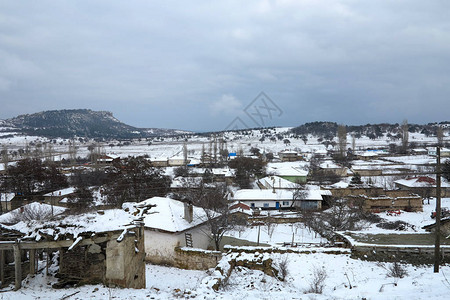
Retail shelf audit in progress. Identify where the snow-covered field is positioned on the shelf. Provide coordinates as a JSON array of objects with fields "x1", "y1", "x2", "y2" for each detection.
[
  {"x1": 226, "y1": 222, "x2": 327, "y2": 246},
  {"x1": 359, "y1": 197, "x2": 450, "y2": 235},
  {"x1": 2, "y1": 254, "x2": 450, "y2": 299}
]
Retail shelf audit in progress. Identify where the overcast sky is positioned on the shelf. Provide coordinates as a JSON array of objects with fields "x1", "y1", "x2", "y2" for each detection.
[{"x1": 1, "y1": 1, "x2": 449, "y2": 131}]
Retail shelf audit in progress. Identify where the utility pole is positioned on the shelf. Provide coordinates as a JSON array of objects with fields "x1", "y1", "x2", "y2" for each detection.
[{"x1": 434, "y1": 147, "x2": 442, "y2": 273}]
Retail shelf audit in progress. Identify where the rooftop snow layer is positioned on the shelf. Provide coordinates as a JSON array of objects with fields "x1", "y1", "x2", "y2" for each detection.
[{"x1": 135, "y1": 197, "x2": 214, "y2": 233}]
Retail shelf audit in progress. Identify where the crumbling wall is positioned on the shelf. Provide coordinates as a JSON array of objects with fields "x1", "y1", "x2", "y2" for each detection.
[
  {"x1": 59, "y1": 244, "x2": 106, "y2": 285},
  {"x1": 173, "y1": 247, "x2": 222, "y2": 270},
  {"x1": 106, "y1": 228, "x2": 146, "y2": 289}
]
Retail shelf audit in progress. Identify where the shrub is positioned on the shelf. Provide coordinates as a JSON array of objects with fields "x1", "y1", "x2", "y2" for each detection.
[{"x1": 307, "y1": 265, "x2": 327, "y2": 294}]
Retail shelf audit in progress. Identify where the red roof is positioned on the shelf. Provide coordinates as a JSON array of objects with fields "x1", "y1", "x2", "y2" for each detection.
[{"x1": 229, "y1": 202, "x2": 251, "y2": 211}]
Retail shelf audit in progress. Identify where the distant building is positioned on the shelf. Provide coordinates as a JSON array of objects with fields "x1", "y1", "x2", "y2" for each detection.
[
  {"x1": 278, "y1": 150, "x2": 301, "y2": 162},
  {"x1": 266, "y1": 164, "x2": 308, "y2": 183},
  {"x1": 231, "y1": 189, "x2": 329, "y2": 210}
]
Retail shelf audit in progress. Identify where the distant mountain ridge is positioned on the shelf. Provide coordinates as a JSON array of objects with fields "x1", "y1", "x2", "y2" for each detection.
[{"x1": 2, "y1": 109, "x2": 189, "y2": 139}]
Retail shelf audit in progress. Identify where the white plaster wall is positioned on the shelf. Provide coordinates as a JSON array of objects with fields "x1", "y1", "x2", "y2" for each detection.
[{"x1": 144, "y1": 225, "x2": 212, "y2": 263}]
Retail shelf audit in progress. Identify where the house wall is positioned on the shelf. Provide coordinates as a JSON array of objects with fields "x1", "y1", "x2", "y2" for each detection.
[
  {"x1": 351, "y1": 169, "x2": 383, "y2": 176},
  {"x1": 239, "y1": 199, "x2": 320, "y2": 210},
  {"x1": 144, "y1": 225, "x2": 211, "y2": 265},
  {"x1": 329, "y1": 187, "x2": 385, "y2": 198},
  {"x1": 1, "y1": 201, "x2": 12, "y2": 212},
  {"x1": 352, "y1": 195, "x2": 423, "y2": 212},
  {"x1": 394, "y1": 184, "x2": 450, "y2": 198},
  {"x1": 239, "y1": 200, "x2": 292, "y2": 210}
]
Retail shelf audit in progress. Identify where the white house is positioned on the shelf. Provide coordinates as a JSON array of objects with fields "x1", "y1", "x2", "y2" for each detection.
[
  {"x1": 132, "y1": 197, "x2": 213, "y2": 265},
  {"x1": 232, "y1": 188, "x2": 329, "y2": 210}
]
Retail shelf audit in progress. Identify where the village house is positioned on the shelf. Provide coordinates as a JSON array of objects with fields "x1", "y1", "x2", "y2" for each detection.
[
  {"x1": 228, "y1": 201, "x2": 253, "y2": 223},
  {"x1": 394, "y1": 176, "x2": 450, "y2": 197},
  {"x1": 319, "y1": 161, "x2": 348, "y2": 177},
  {"x1": 96, "y1": 154, "x2": 120, "y2": 165},
  {"x1": 42, "y1": 187, "x2": 77, "y2": 207},
  {"x1": 131, "y1": 197, "x2": 215, "y2": 266},
  {"x1": 149, "y1": 157, "x2": 169, "y2": 167},
  {"x1": 266, "y1": 163, "x2": 308, "y2": 183},
  {"x1": 278, "y1": 150, "x2": 301, "y2": 162},
  {"x1": 231, "y1": 188, "x2": 329, "y2": 210},
  {"x1": 189, "y1": 167, "x2": 235, "y2": 184},
  {"x1": 0, "y1": 193, "x2": 16, "y2": 213},
  {"x1": 257, "y1": 175, "x2": 300, "y2": 190},
  {"x1": 349, "y1": 193, "x2": 423, "y2": 212},
  {"x1": 428, "y1": 147, "x2": 450, "y2": 157}
]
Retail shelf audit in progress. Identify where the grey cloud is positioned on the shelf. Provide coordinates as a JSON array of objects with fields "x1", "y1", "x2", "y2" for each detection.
[{"x1": 0, "y1": 1, "x2": 449, "y2": 130}]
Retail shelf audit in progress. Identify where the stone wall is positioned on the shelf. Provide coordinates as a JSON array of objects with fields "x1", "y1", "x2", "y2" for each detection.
[
  {"x1": 59, "y1": 244, "x2": 106, "y2": 284},
  {"x1": 329, "y1": 187, "x2": 385, "y2": 198},
  {"x1": 173, "y1": 247, "x2": 222, "y2": 270},
  {"x1": 351, "y1": 245, "x2": 450, "y2": 265},
  {"x1": 352, "y1": 194, "x2": 423, "y2": 212}
]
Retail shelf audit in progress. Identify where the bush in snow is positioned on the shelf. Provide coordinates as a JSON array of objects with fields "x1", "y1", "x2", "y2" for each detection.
[
  {"x1": 307, "y1": 265, "x2": 327, "y2": 294},
  {"x1": 276, "y1": 256, "x2": 290, "y2": 281},
  {"x1": 387, "y1": 261, "x2": 408, "y2": 279}
]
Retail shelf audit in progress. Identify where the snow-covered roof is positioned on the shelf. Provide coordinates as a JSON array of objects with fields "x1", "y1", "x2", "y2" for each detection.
[
  {"x1": 1, "y1": 192, "x2": 15, "y2": 202},
  {"x1": 258, "y1": 176, "x2": 300, "y2": 189},
  {"x1": 134, "y1": 197, "x2": 213, "y2": 233},
  {"x1": 2, "y1": 208, "x2": 138, "y2": 241},
  {"x1": 191, "y1": 167, "x2": 234, "y2": 177},
  {"x1": 394, "y1": 176, "x2": 450, "y2": 188},
  {"x1": 329, "y1": 181, "x2": 350, "y2": 189},
  {"x1": 319, "y1": 161, "x2": 343, "y2": 169},
  {"x1": 43, "y1": 187, "x2": 76, "y2": 197},
  {"x1": 279, "y1": 150, "x2": 298, "y2": 154},
  {"x1": 229, "y1": 201, "x2": 253, "y2": 216},
  {"x1": 267, "y1": 164, "x2": 308, "y2": 177}
]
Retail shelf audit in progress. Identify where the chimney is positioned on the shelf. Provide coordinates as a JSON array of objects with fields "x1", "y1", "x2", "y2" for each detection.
[{"x1": 184, "y1": 202, "x2": 193, "y2": 223}]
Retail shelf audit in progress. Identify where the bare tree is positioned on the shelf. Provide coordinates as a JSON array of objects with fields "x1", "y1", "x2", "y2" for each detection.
[
  {"x1": 291, "y1": 181, "x2": 308, "y2": 210},
  {"x1": 401, "y1": 119, "x2": 409, "y2": 154},
  {"x1": 174, "y1": 182, "x2": 234, "y2": 250},
  {"x1": 1, "y1": 145, "x2": 9, "y2": 172},
  {"x1": 7, "y1": 203, "x2": 56, "y2": 224},
  {"x1": 307, "y1": 265, "x2": 328, "y2": 294},
  {"x1": 351, "y1": 133, "x2": 356, "y2": 151},
  {"x1": 183, "y1": 142, "x2": 188, "y2": 168},
  {"x1": 337, "y1": 124, "x2": 347, "y2": 159},
  {"x1": 437, "y1": 126, "x2": 444, "y2": 147}
]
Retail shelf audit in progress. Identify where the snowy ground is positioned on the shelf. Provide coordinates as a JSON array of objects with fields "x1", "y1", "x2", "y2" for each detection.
[
  {"x1": 360, "y1": 197, "x2": 450, "y2": 234},
  {"x1": 226, "y1": 222, "x2": 327, "y2": 246},
  {"x1": 2, "y1": 254, "x2": 450, "y2": 299}
]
